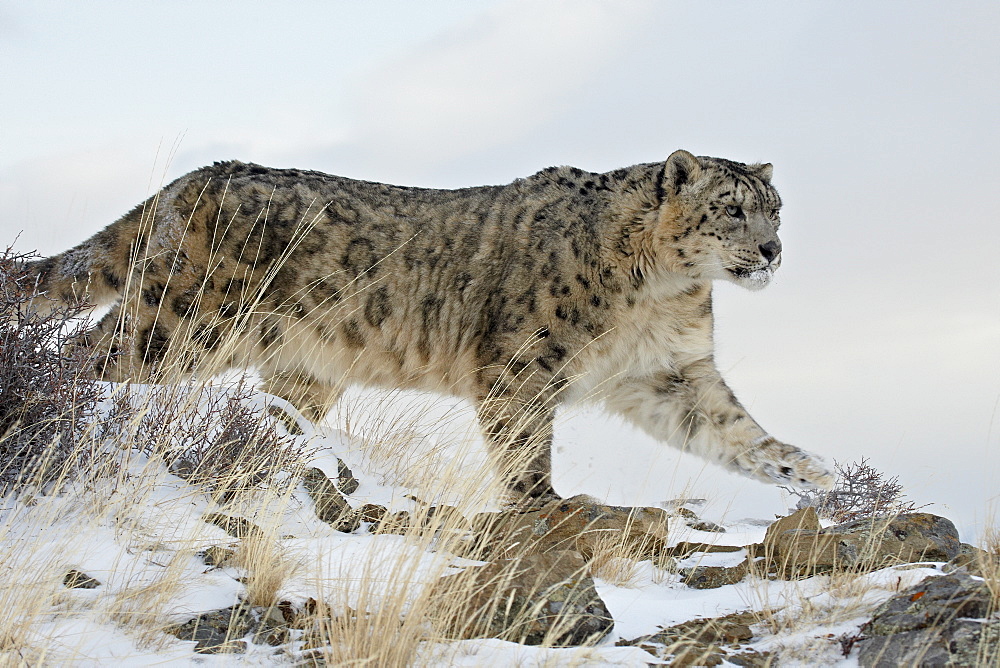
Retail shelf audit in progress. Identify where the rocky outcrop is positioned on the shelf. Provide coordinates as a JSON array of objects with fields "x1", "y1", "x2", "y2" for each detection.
[
  {"x1": 430, "y1": 549, "x2": 613, "y2": 646},
  {"x1": 659, "y1": 509, "x2": 969, "y2": 590},
  {"x1": 422, "y1": 496, "x2": 676, "y2": 646},
  {"x1": 192, "y1": 480, "x2": 991, "y2": 662},
  {"x1": 470, "y1": 495, "x2": 669, "y2": 560},
  {"x1": 856, "y1": 571, "x2": 1000, "y2": 667},
  {"x1": 763, "y1": 511, "x2": 962, "y2": 577},
  {"x1": 618, "y1": 611, "x2": 771, "y2": 666}
]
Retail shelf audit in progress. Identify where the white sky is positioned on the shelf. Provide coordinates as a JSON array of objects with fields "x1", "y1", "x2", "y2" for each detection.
[{"x1": 2, "y1": 1, "x2": 999, "y2": 539}]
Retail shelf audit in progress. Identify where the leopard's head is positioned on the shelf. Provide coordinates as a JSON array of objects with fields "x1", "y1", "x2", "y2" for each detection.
[{"x1": 657, "y1": 150, "x2": 783, "y2": 291}]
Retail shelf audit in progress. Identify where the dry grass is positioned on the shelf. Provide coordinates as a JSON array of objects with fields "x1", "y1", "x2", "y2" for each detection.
[
  {"x1": 0, "y1": 228, "x2": 613, "y2": 664},
  {"x1": 303, "y1": 554, "x2": 441, "y2": 666},
  {"x1": 588, "y1": 548, "x2": 642, "y2": 588},
  {"x1": 1, "y1": 367, "x2": 996, "y2": 665},
  {"x1": 335, "y1": 387, "x2": 492, "y2": 504},
  {"x1": 6, "y1": 219, "x2": 1000, "y2": 665},
  {"x1": 977, "y1": 521, "x2": 1000, "y2": 596}
]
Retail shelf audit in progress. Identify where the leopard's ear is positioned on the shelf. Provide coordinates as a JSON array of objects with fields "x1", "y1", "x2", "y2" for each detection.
[
  {"x1": 754, "y1": 162, "x2": 773, "y2": 182},
  {"x1": 663, "y1": 150, "x2": 702, "y2": 196}
]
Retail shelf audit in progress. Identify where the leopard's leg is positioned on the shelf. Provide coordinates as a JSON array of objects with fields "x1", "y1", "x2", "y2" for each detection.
[
  {"x1": 604, "y1": 357, "x2": 834, "y2": 490},
  {"x1": 475, "y1": 385, "x2": 558, "y2": 502},
  {"x1": 261, "y1": 369, "x2": 343, "y2": 431}
]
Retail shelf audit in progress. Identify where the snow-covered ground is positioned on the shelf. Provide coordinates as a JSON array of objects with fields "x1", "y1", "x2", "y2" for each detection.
[{"x1": 0, "y1": 383, "x2": 955, "y2": 665}]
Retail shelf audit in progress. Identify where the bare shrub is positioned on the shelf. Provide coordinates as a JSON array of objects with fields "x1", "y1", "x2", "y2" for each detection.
[
  {"x1": 781, "y1": 458, "x2": 926, "y2": 522},
  {"x1": 99, "y1": 379, "x2": 316, "y2": 501},
  {"x1": 0, "y1": 247, "x2": 102, "y2": 492}
]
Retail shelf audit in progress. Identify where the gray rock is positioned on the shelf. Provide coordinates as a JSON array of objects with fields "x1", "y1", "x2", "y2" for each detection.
[
  {"x1": 336, "y1": 458, "x2": 359, "y2": 495},
  {"x1": 765, "y1": 512, "x2": 962, "y2": 576},
  {"x1": 355, "y1": 503, "x2": 412, "y2": 534},
  {"x1": 668, "y1": 541, "x2": 745, "y2": 557},
  {"x1": 668, "y1": 503, "x2": 727, "y2": 533},
  {"x1": 944, "y1": 542, "x2": 1000, "y2": 579},
  {"x1": 857, "y1": 627, "x2": 952, "y2": 667},
  {"x1": 301, "y1": 467, "x2": 359, "y2": 532},
  {"x1": 865, "y1": 572, "x2": 991, "y2": 636},
  {"x1": 200, "y1": 545, "x2": 237, "y2": 567},
  {"x1": 430, "y1": 550, "x2": 613, "y2": 646},
  {"x1": 62, "y1": 569, "x2": 101, "y2": 589},
  {"x1": 857, "y1": 572, "x2": 1000, "y2": 667},
  {"x1": 170, "y1": 605, "x2": 255, "y2": 654},
  {"x1": 688, "y1": 519, "x2": 726, "y2": 533},
  {"x1": 203, "y1": 513, "x2": 264, "y2": 540}
]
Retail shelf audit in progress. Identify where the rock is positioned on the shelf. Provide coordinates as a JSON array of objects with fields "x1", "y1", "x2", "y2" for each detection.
[
  {"x1": 668, "y1": 541, "x2": 745, "y2": 557},
  {"x1": 673, "y1": 506, "x2": 700, "y2": 521},
  {"x1": 430, "y1": 550, "x2": 614, "y2": 646},
  {"x1": 201, "y1": 545, "x2": 237, "y2": 567},
  {"x1": 192, "y1": 639, "x2": 249, "y2": 655},
  {"x1": 267, "y1": 404, "x2": 305, "y2": 435},
  {"x1": 682, "y1": 560, "x2": 750, "y2": 589},
  {"x1": 168, "y1": 603, "x2": 293, "y2": 654},
  {"x1": 856, "y1": 572, "x2": 1000, "y2": 666},
  {"x1": 169, "y1": 605, "x2": 255, "y2": 654},
  {"x1": 336, "y1": 458, "x2": 359, "y2": 495},
  {"x1": 764, "y1": 506, "x2": 822, "y2": 543},
  {"x1": 689, "y1": 519, "x2": 726, "y2": 533},
  {"x1": 727, "y1": 651, "x2": 774, "y2": 667},
  {"x1": 764, "y1": 512, "x2": 961, "y2": 576},
  {"x1": 864, "y1": 572, "x2": 991, "y2": 636},
  {"x1": 471, "y1": 495, "x2": 668, "y2": 560},
  {"x1": 203, "y1": 513, "x2": 265, "y2": 540},
  {"x1": 618, "y1": 611, "x2": 770, "y2": 666},
  {"x1": 658, "y1": 542, "x2": 747, "y2": 576},
  {"x1": 664, "y1": 498, "x2": 708, "y2": 512},
  {"x1": 62, "y1": 569, "x2": 101, "y2": 589},
  {"x1": 944, "y1": 542, "x2": 1000, "y2": 578},
  {"x1": 301, "y1": 467, "x2": 360, "y2": 532},
  {"x1": 668, "y1": 502, "x2": 726, "y2": 533},
  {"x1": 354, "y1": 503, "x2": 411, "y2": 535},
  {"x1": 357, "y1": 503, "x2": 388, "y2": 523}
]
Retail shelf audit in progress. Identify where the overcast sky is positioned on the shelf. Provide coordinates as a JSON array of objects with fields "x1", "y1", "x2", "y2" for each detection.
[{"x1": 2, "y1": 1, "x2": 999, "y2": 539}]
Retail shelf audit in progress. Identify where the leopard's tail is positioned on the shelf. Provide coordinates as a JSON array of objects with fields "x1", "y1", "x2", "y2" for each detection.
[
  {"x1": 19, "y1": 162, "x2": 237, "y2": 320},
  {"x1": 21, "y1": 195, "x2": 156, "y2": 317}
]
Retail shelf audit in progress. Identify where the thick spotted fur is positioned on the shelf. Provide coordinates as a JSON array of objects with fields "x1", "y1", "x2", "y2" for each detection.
[{"x1": 23, "y1": 150, "x2": 834, "y2": 497}]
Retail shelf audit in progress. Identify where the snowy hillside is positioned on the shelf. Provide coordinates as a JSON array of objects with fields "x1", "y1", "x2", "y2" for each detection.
[{"x1": 1, "y1": 379, "x2": 990, "y2": 666}]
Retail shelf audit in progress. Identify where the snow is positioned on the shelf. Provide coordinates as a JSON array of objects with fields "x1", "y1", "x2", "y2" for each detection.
[{"x1": 0, "y1": 383, "x2": 958, "y2": 665}]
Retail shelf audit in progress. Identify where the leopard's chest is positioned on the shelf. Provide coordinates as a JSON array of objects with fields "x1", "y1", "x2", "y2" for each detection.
[{"x1": 565, "y1": 280, "x2": 714, "y2": 401}]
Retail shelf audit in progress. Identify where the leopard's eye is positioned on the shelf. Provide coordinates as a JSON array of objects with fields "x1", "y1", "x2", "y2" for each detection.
[{"x1": 725, "y1": 204, "x2": 742, "y2": 218}]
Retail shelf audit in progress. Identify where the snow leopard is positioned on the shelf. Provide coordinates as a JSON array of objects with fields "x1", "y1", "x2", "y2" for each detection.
[{"x1": 23, "y1": 150, "x2": 834, "y2": 498}]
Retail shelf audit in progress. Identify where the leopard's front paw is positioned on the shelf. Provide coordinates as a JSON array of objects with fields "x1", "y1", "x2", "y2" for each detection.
[{"x1": 732, "y1": 437, "x2": 835, "y2": 490}]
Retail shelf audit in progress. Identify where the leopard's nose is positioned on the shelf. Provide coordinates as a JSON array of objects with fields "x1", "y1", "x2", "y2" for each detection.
[{"x1": 759, "y1": 240, "x2": 781, "y2": 264}]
